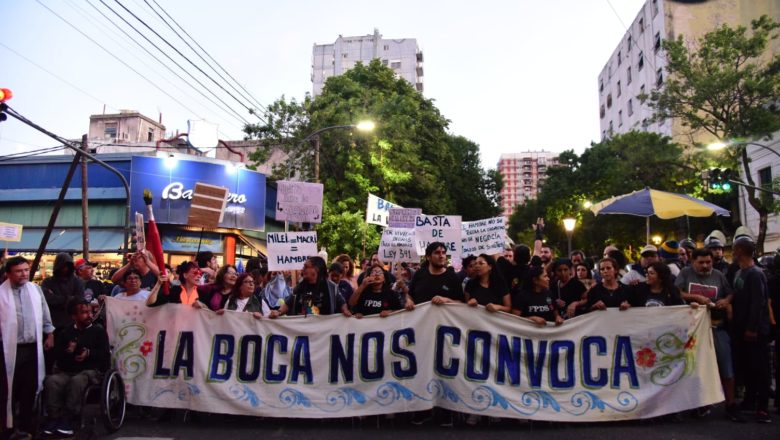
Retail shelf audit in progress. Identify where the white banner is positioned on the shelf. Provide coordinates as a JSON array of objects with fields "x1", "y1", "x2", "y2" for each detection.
[
  {"x1": 266, "y1": 232, "x2": 318, "y2": 271},
  {"x1": 461, "y1": 217, "x2": 506, "y2": 257},
  {"x1": 106, "y1": 300, "x2": 723, "y2": 421},
  {"x1": 276, "y1": 181, "x2": 324, "y2": 224},
  {"x1": 414, "y1": 215, "x2": 462, "y2": 259},
  {"x1": 377, "y1": 228, "x2": 419, "y2": 262},
  {"x1": 366, "y1": 194, "x2": 400, "y2": 227}
]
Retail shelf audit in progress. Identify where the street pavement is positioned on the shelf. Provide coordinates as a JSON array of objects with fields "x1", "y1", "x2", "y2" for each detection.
[{"x1": 103, "y1": 405, "x2": 780, "y2": 440}]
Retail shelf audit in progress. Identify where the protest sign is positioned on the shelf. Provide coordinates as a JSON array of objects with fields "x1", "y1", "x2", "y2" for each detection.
[
  {"x1": 377, "y1": 228, "x2": 418, "y2": 262},
  {"x1": 461, "y1": 217, "x2": 506, "y2": 257},
  {"x1": 107, "y1": 300, "x2": 723, "y2": 422},
  {"x1": 389, "y1": 208, "x2": 422, "y2": 229},
  {"x1": 276, "y1": 181, "x2": 324, "y2": 224},
  {"x1": 366, "y1": 194, "x2": 399, "y2": 227},
  {"x1": 266, "y1": 232, "x2": 318, "y2": 271},
  {"x1": 414, "y1": 214, "x2": 462, "y2": 258},
  {"x1": 0, "y1": 222, "x2": 23, "y2": 242}
]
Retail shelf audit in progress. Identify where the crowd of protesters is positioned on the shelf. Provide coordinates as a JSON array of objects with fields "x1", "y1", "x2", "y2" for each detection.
[{"x1": 1, "y1": 219, "x2": 779, "y2": 438}]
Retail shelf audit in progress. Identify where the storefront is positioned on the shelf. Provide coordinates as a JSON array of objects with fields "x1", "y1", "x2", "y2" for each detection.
[{"x1": 0, "y1": 152, "x2": 280, "y2": 278}]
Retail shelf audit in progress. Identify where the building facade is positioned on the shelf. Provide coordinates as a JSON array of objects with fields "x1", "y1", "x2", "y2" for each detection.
[
  {"x1": 597, "y1": 0, "x2": 780, "y2": 144},
  {"x1": 88, "y1": 110, "x2": 166, "y2": 144},
  {"x1": 498, "y1": 151, "x2": 559, "y2": 220},
  {"x1": 311, "y1": 29, "x2": 424, "y2": 96},
  {"x1": 736, "y1": 135, "x2": 780, "y2": 252}
]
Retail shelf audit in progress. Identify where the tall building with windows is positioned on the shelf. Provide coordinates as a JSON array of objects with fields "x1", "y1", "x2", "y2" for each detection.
[
  {"x1": 311, "y1": 29, "x2": 424, "y2": 96},
  {"x1": 597, "y1": 0, "x2": 779, "y2": 143},
  {"x1": 498, "y1": 151, "x2": 559, "y2": 220}
]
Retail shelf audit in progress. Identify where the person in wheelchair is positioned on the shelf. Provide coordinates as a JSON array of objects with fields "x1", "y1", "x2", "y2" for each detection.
[{"x1": 42, "y1": 299, "x2": 109, "y2": 437}]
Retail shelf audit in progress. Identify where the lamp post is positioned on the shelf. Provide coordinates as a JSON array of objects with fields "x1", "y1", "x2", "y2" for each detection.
[
  {"x1": 707, "y1": 140, "x2": 780, "y2": 160},
  {"x1": 562, "y1": 218, "x2": 576, "y2": 256},
  {"x1": 296, "y1": 120, "x2": 376, "y2": 183}
]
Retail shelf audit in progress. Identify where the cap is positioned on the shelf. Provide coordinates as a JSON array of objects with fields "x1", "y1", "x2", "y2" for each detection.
[
  {"x1": 640, "y1": 244, "x2": 658, "y2": 256},
  {"x1": 74, "y1": 258, "x2": 96, "y2": 270}
]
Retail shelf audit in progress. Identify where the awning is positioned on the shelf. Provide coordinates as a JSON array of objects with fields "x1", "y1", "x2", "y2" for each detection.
[
  {"x1": 237, "y1": 233, "x2": 267, "y2": 256},
  {"x1": 5, "y1": 228, "x2": 125, "y2": 253}
]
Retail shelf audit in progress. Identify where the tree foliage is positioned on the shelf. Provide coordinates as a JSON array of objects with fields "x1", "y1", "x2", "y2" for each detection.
[
  {"x1": 641, "y1": 15, "x2": 780, "y2": 251},
  {"x1": 245, "y1": 60, "x2": 501, "y2": 257}
]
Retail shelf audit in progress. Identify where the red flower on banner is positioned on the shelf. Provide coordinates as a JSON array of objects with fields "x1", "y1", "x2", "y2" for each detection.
[
  {"x1": 140, "y1": 340, "x2": 154, "y2": 357},
  {"x1": 635, "y1": 347, "x2": 656, "y2": 368},
  {"x1": 684, "y1": 335, "x2": 696, "y2": 350}
]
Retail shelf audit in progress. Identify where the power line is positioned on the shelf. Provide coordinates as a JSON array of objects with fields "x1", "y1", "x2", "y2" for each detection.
[
  {"x1": 0, "y1": 41, "x2": 118, "y2": 112},
  {"x1": 94, "y1": 0, "x2": 253, "y2": 126},
  {"x1": 0, "y1": 146, "x2": 68, "y2": 162},
  {"x1": 111, "y1": 0, "x2": 267, "y2": 125},
  {"x1": 143, "y1": 0, "x2": 268, "y2": 114},
  {"x1": 76, "y1": 0, "x2": 247, "y2": 132},
  {"x1": 35, "y1": 0, "x2": 241, "y2": 133}
]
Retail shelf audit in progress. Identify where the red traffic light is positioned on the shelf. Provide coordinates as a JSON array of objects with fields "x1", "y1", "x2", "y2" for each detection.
[{"x1": 0, "y1": 88, "x2": 13, "y2": 102}]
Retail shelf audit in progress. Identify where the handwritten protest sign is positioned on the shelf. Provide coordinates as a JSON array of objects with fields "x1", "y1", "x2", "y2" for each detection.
[
  {"x1": 461, "y1": 217, "x2": 506, "y2": 257},
  {"x1": 0, "y1": 222, "x2": 23, "y2": 242},
  {"x1": 389, "y1": 208, "x2": 421, "y2": 229},
  {"x1": 414, "y1": 214, "x2": 462, "y2": 258},
  {"x1": 366, "y1": 194, "x2": 399, "y2": 227},
  {"x1": 378, "y1": 228, "x2": 418, "y2": 262},
  {"x1": 267, "y1": 232, "x2": 318, "y2": 271},
  {"x1": 276, "y1": 181, "x2": 324, "y2": 223}
]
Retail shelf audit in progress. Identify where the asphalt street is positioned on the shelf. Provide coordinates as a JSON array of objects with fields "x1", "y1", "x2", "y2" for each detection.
[{"x1": 102, "y1": 405, "x2": 780, "y2": 440}]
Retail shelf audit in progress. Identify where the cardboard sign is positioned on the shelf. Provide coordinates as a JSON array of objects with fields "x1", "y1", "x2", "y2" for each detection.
[
  {"x1": 276, "y1": 181, "x2": 324, "y2": 224},
  {"x1": 366, "y1": 193, "x2": 400, "y2": 227},
  {"x1": 414, "y1": 214, "x2": 462, "y2": 258},
  {"x1": 187, "y1": 182, "x2": 229, "y2": 228},
  {"x1": 266, "y1": 232, "x2": 318, "y2": 271},
  {"x1": 378, "y1": 228, "x2": 419, "y2": 262},
  {"x1": 0, "y1": 222, "x2": 23, "y2": 242},
  {"x1": 461, "y1": 217, "x2": 506, "y2": 257},
  {"x1": 389, "y1": 208, "x2": 422, "y2": 229},
  {"x1": 134, "y1": 212, "x2": 146, "y2": 251}
]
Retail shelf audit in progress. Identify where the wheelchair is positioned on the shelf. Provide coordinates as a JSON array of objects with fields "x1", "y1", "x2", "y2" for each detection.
[{"x1": 37, "y1": 368, "x2": 126, "y2": 439}]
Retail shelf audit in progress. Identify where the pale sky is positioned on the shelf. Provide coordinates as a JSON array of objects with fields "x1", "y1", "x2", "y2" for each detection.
[{"x1": 1, "y1": 0, "x2": 647, "y2": 168}]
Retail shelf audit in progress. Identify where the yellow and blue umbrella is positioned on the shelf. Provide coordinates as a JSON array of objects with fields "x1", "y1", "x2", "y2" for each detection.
[{"x1": 590, "y1": 187, "x2": 730, "y2": 243}]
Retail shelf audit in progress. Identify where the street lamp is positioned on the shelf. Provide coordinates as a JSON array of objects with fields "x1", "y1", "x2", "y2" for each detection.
[
  {"x1": 651, "y1": 235, "x2": 663, "y2": 246},
  {"x1": 297, "y1": 120, "x2": 376, "y2": 182},
  {"x1": 563, "y1": 218, "x2": 576, "y2": 256},
  {"x1": 707, "y1": 140, "x2": 780, "y2": 159}
]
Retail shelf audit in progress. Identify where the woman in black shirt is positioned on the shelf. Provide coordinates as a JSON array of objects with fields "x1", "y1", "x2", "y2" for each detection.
[
  {"x1": 511, "y1": 265, "x2": 563, "y2": 326},
  {"x1": 632, "y1": 262, "x2": 686, "y2": 307},
  {"x1": 551, "y1": 259, "x2": 587, "y2": 319},
  {"x1": 146, "y1": 261, "x2": 201, "y2": 307},
  {"x1": 583, "y1": 258, "x2": 632, "y2": 312},
  {"x1": 464, "y1": 254, "x2": 511, "y2": 313},
  {"x1": 352, "y1": 264, "x2": 403, "y2": 318}
]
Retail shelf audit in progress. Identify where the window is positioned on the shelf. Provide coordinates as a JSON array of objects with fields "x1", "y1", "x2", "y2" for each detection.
[
  {"x1": 607, "y1": 93, "x2": 613, "y2": 108},
  {"x1": 759, "y1": 167, "x2": 774, "y2": 205},
  {"x1": 617, "y1": 50, "x2": 622, "y2": 66},
  {"x1": 652, "y1": 0, "x2": 659, "y2": 17},
  {"x1": 654, "y1": 32, "x2": 662, "y2": 53},
  {"x1": 600, "y1": 104, "x2": 606, "y2": 119},
  {"x1": 342, "y1": 53, "x2": 348, "y2": 58},
  {"x1": 627, "y1": 66, "x2": 632, "y2": 84},
  {"x1": 599, "y1": 79, "x2": 604, "y2": 93},
  {"x1": 639, "y1": 17, "x2": 644, "y2": 33},
  {"x1": 617, "y1": 80, "x2": 622, "y2": 97},
  {"x1": 147, "y1": 128, "x2": 154, "y2": 142},
  {"x1": 627, "y1": 35, "x2": 632, "y2": 52},
  {"x1": 638, "y1": 51, "x2": 644, "y2": 71},
  {"x1": 103, "y1": 122, "x2": 117, "y2": 140},
  {"x1": 628, "y1": 98, "x2": 634, "y2": 116},
  {"x1": 381, "y1": 59, "x2": 388, "y2": 66},
  {"x1": 383, "y1": 44, "x2": 389, "y2": 51},
  {"x1": 609, "y1": 120, "x2": 614, "y2": 133},
  {"x1": 390, "y1": 61, "x2": 401, "y2": 69},
  {"x1": 619, "y1": 110, "x2": 623, "y2": 126},
  {"x1": 656, "y1": 68, "x2": 663, "y2": 87}
]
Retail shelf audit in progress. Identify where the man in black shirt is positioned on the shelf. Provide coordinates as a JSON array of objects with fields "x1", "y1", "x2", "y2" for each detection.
[
  {"x1": 727, "y1": 239, "x2": 771, "y2": 423},
  {"x1": 407, "y1": 242, "x2": 464, "y2": 306},
  {"x1": 43, "y1": 299, "x2": 109, "y2": 436}
]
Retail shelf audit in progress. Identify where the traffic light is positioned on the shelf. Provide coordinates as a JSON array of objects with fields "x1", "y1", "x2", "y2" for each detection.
[
  {"x1": 0, "y1": 88, "x2": 11, "y2": 122},
  {"x1": 708, "y1": 168, "x2": 734, "y2": 192}
]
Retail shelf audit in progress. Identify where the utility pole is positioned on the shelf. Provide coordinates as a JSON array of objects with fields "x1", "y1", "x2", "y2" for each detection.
[{"x1": 81, "y1": 134, "x2": 90, "y2": 260}]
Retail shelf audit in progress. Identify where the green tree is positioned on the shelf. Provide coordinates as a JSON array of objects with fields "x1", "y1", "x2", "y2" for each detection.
[
  {"x1": 245, "y1": 60, "x2": 500, "y2": 256},
  {"x1": 509, "y1": 131, "x2": 698, "y2": 254},
  {"x1": 641, "y1": 15, "x2": 780, "y2": 251}
]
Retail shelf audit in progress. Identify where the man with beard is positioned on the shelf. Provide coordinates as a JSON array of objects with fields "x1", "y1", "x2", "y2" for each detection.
[
  {"x1": 676, "y1": 248, "x2": 743, "y2": 422},
  {"x1": 42, "y1": 299, "x2": 109, "y2": 437}
]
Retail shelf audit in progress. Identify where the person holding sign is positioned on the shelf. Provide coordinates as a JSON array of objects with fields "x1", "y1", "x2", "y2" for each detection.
[
  {"x1": 511, "y1": 265, "x2": 564, "y2": 326},
  {"x1": 464, "y1": 254, "x2": 511, "y2": 313},
  {"x1": 351, "y1": 264, "x2": 403, "y2": 318},
  {"x1": 146, "y1": 261, "x2": 202, "y2": 307},
  {"x1": 269, "y1": 257, "x2": 351, "y2": 318}
]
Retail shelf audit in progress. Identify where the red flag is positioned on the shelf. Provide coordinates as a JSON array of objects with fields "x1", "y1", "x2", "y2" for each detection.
[{"x1": 144, "y1": 189, "x2": 168, "y2": 294}]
